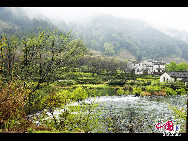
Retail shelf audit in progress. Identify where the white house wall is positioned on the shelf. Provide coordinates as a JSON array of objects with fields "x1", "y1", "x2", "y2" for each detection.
[
  {"x1": 153, "y1": 64, "x2": 165, "y2": 73},
  {"x1": 177, "y1": 78, "x2": 183, "y2": 81},
  {"x1": 160, "y1": 72, "x2": 174, "y2": 83},
  {"x1": 129, "y1": 60, "x2": 165, "y2": 75}
]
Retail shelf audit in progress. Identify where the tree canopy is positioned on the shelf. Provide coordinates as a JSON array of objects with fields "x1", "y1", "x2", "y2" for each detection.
[{"x1": 165, "y1": 61, "x2": 188, "y2": 71}]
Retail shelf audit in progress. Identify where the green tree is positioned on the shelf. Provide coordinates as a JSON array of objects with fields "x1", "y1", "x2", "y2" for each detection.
[
  {"x1": 104, "y1": 42, "x2": 115, "y2": 56},
  {"x1": 165, "y1": 61, "x2": 188, "y2": 71},
  {"x1": 0, "y1": 29, "x2": 88, "y2": 115},
  {"x1": 177, "y1": 62, "x2": 188, "y2": 71}
]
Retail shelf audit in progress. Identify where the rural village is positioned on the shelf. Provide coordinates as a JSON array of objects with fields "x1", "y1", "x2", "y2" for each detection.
[{"x1": 128, "y1": 59, "x2": 188, "y2": 85}]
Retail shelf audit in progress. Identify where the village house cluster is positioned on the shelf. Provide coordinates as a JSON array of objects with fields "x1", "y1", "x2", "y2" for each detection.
[
  {"x1": 127, "y1": 59, "x2": 165, "y2": 75},
  {"x1": 127, "y1": 59, "x2": 188, "y2": 85}
]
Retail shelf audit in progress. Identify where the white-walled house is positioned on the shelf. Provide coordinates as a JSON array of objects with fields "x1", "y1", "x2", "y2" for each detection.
[
  {"x1": 160, "y1": 71, "x2": 188, "y2": 84},
  {"x1": 152, "y1": 62, "x2": 166, "y2": 74},
  {"x1": 128, "y1": 59, "x2": 165, "y2": 75},
  {"x1": 160, "y1": 72, "x2": 174, "y2": 82},
  {"x1": 131, "y1": 62, "x2": 143, "y2": 74}
]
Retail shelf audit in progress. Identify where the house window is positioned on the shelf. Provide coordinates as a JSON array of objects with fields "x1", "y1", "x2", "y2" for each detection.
[
  {"x1": 163, "y1": 77, "x2": 165, "y2": 82},
  {"x1": 166, "y1": 78, "x2": 168, "y2": 81}
]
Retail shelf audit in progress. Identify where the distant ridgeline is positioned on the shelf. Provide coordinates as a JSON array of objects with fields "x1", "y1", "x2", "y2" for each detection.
[
  {"x1": 0, "y1": 7, "x2": 67, "y2": 35},
  {"x1": 1, "y1": 8, "x2": 188, "y2": 62},
  {"x1": 70, "y1": 14, "x2": 188, "y2": 61}
]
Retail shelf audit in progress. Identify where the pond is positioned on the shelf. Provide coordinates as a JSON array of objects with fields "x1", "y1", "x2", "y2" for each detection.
[
  {"x1": 83, "y1": 94, "x2": 187, "y2": 133},
  {"x1": 32, "y1": 85, "x2": 187, "y2": 133}
]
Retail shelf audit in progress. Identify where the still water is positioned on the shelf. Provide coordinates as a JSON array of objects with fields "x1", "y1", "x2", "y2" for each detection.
[
  {"x1": 33, "y1": 91, "x2": 187, "y2": 133},
  {"x1": 84, "y1": 95, "x2": 187, "y2": 133}
]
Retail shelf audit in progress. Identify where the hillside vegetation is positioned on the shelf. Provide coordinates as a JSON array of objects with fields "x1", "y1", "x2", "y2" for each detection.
[
  {"x1": 1, "y1": 8, "x2": 188, "y2": 62},
  {"x1": 70, "y1": 14, "x2": 188, "y2": 61}
]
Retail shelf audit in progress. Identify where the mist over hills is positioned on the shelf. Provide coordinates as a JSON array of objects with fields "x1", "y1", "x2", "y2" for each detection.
[
  {"x1": 0, "y1": 7, "x2": 68, "y2": 34},
  {"x1": 69, "y1": 14, "x2": 188, "y2": 62},
  {"x1": 1, "y1": 7, "x2": 188, "y2": 63},
  {"x1": 157, "y1": 26, "x2": 188, "y2": 44}
]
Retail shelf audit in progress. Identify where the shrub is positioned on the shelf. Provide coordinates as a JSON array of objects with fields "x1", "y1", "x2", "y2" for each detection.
[
  {"x1": 57, "y1": 87, "x2": 89, "y2": 102},
  {"x1": 164, "y1": 87, "x2": 177, "y2": 95},
  {"x1": 56, "y1": 89, "x2": 72, "y2": 100},
  {"x1": 40, "y1": 92, "x2": 67, "y2": 111},
  {"x1": 108, "y1": 80, "x2": 126, "y2": 86},
  {"x1": 151, "y1": 79, "x2": 160, "y2": 86},
  {"x1": 126, "y1": 80, "x2": 135, "y2": 85},
  {"x1": 169, "y1": 105, "x2": 186, "y2": 133},
  {"x1": 123, "y1": 85, "x2": 133, "y2": 92},
  {"x1": 117, "y1": 88, "x2": 125, "y2": 96},
  {"x1": 132, "y1": 87, "x2": 142, "y2": 96},
  {"x1": 0, "y1": 81, "x2": 28, "y2": 122},
  {"x1": 71, "y1": 87, "x2": 88, "y2": 101},
  {"x1": 24, "y1": 85, "x2": 59, "y2": 115},
  {"x1": 140, "y1": 91, "x2": 151, "y2": 96},
  {"x1": 77, "y1": 78, "x2": 102, "y2": 84},
  {"x1": 0, "y1": 81, "x2": 31, "y2": 132},
  {"x1": 175, "y1": 88, "x2": 186, "y2": 95},
  {"x1": 145, "y1": 85, "x2": 162, "y2": 94},
  {"x1": 67, "y1": 101, "x2": 103, "y2": 133}
]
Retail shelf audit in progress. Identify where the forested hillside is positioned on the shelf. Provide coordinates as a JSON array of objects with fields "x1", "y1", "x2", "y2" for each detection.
[
  {"x1": 1, "y1": 8, "x2": 188, "y2": 62},
  {"x1": 70, "y1": 14, "x2": 188, "y2": 61},
  {"x1": 0, "y1": 7, "x2": 68, "y2": 35}
]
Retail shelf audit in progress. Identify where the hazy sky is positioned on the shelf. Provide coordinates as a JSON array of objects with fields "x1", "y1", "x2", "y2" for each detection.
[{"x1": 22, "y1": 7, "x2": 188, "y2": 31}]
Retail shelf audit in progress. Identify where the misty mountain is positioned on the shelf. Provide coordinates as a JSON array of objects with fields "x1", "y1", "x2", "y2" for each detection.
[
  {"x1": 1, "y1": 8, "x2": 188, "y2": 62},
  {"x1": 157, "y1": 26, "x2": 188, "y2": 44},
  {"x1": 69, "y1": 14, "x2": 188, "y2": 61},
  {"x1": 0, "y1": 7, "x2": 68, "y2": 35}
]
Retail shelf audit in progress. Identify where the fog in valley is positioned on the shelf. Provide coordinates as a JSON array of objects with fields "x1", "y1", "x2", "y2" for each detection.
[{"x1": 20, "y1": 7, "x2": 188, "y2": 32}]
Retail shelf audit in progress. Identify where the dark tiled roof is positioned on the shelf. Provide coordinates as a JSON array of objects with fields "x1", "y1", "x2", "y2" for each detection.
[
  {"x1": 181, "y1": 78, "x2": 188, "y2": 82},
  {"x1": 153, "y1": 62, "x2": 166, "y2": 65},
  {"x1": 156, "y1": 68, "x2": 165, "y2": 70},
  {"x1": 167, "y1": 71, "x2": 188, "y2": 78}
]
